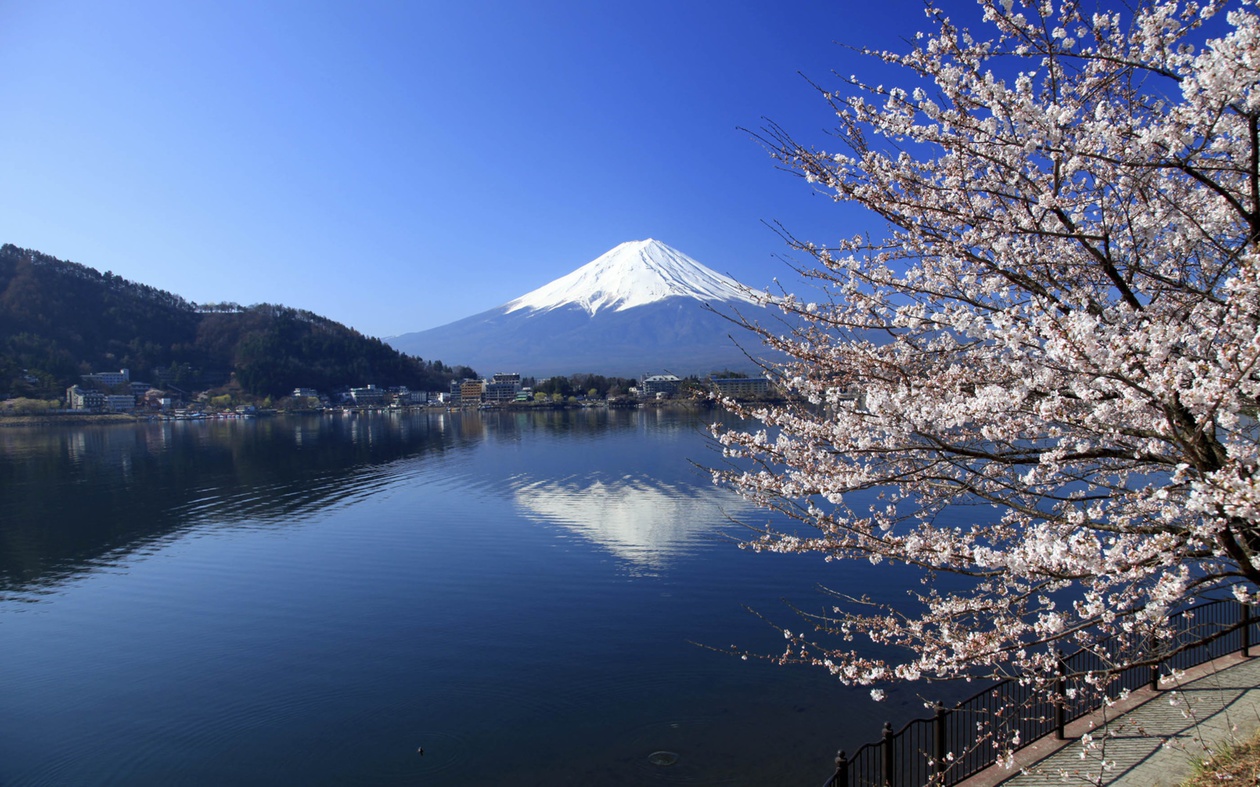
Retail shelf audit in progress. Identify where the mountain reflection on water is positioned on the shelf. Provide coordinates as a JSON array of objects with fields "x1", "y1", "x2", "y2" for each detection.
[
  {"x1": 0, "y1": 408, "x2": 681, "y2": 596},
  {"x1": 514, "y1": 474, "x2": 748, "y2": 573},
  {"x1": 0, "y1": 408, "x2": 947, "y2": 786},
  {"x1": 0, "y1": 414, "x2": 458, "y2": 596}
]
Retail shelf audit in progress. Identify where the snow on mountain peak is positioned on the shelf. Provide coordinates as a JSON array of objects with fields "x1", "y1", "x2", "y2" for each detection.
[{"x1": 505, "y1": 239, "x2": 762, "y2": 316}]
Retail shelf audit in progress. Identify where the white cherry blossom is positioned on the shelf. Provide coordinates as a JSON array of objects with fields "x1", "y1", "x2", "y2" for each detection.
[{"x1": 714, "y1": 0, "x2": 1260, "y2": 721}]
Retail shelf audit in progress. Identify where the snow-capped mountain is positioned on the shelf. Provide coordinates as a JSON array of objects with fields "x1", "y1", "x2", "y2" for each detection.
[
  {"x1": 387, "y1": 239, "x2": 777, "y2": 377},
  {"x1": 505, "y1": 239, "x2": 761, "y2": 316}
]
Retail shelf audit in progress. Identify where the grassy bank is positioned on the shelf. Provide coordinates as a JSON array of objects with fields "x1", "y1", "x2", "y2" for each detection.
[{"x1": 1184, "y1": 731, "x2": 1260, "y2": 786}]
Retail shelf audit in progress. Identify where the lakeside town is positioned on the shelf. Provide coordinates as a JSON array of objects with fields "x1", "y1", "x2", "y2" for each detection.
[{"x1": 23, "y1": 367, "x2": 782, "y2": 421}]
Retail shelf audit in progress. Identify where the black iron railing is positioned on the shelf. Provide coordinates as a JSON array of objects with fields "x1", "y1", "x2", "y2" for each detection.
[{"x1": 822, "y1": 598, "x2": 1256, "y2": 787}]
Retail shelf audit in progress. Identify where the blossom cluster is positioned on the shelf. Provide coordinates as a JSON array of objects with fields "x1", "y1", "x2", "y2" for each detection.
[{"x1": 716, "y1": 0, "x2": 1260, "y2": 722}]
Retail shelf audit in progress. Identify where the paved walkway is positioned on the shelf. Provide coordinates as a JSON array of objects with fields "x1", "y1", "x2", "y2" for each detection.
[{"x1": 962, "y1": 652, "x2": 1260, "y2": 786}]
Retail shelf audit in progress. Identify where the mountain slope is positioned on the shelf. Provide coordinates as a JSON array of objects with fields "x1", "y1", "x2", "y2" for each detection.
[
  {"x1": 388, "y1": 239, "x2": 776, "y2": 377},
  {"x1": 0, "y1": 244, "x2": 465, "y2": 398},
  {"x1": 506, "y1": 239, "x2": 761, "y2": 316}
]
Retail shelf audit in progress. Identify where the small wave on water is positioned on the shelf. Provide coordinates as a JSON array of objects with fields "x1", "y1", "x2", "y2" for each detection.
[{"x1": 0, "y1": 409, "x2": 861, "y2": 787}]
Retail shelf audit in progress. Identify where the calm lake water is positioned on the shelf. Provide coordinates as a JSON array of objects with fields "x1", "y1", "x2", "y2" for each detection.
[{"x1": 0, "y1": 408, "x2": 940, "y2": 786}]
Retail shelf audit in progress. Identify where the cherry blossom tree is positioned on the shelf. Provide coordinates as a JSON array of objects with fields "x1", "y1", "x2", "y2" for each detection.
[{"x1": 714, "y1": 0, "x2": 1260, "y2": 710}]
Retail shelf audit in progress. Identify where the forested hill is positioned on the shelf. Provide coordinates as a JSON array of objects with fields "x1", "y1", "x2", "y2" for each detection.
[{"x1": 0, "y1": 244, "x2": 472, "y2": 398}]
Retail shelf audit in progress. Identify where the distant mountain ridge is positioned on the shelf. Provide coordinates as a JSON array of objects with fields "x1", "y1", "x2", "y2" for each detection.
[
  {"x1": 0, "y1": 244, "x2": 467, "y2": 399},
  {"x1": 388, "y1": 239, "x2": 776, "y2": 377}
]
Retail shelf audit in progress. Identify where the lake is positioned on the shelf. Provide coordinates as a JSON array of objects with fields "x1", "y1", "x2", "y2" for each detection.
[{"x1": 0, "y1": 408, "x2": 937, "y2": 786}]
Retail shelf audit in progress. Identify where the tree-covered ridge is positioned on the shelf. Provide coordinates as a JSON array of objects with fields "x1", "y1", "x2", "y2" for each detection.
[
  {"x1": 0, "y1": 244, "x2": 468, "y2": 397},
  {"x1": 0, "y1": 245, "x2": 202, "y2": 391},
  {"x1": 199, "y1": 303, "x2": 467, "y2": 396}
]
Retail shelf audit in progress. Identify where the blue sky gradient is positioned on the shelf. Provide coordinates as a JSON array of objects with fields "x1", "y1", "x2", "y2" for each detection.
[{"x1": 1, "y1": 0, "x2": 974, "y2": 337}]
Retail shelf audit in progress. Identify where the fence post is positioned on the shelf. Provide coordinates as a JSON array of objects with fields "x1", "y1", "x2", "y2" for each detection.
[
  {"x1": 1244, "y1": 603, "x2": 1252, "y2": 658},
  {"x1": 1055, "y1": 653, "x2": 1067, "y2": 741},
  {"x1": 833, "y1": 750, "x2": 848, "y2": 787},
  {"x1": 882, "y1": 721, "x2": 895, "y2": 787},
  {"x1": 933, "y1": 701, "x2": 947, "y2": 782}
]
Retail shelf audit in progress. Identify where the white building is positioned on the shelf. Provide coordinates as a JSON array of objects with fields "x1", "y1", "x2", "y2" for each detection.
[
  {"x1": 708, "y1": 377, "x2": 772, "y2": 398},
  {"x1": 84, "y1": 368, "x2": 130, "y2": 386},
  {"x1": 66, "y1": 385, "x2": 105, "y2": 410},
  {"x1": 641, "y1": 374, "x2": 681, "y2": 397},
  {"x1": 349, "y1": 385, "x2": 386, "y2": 405}
]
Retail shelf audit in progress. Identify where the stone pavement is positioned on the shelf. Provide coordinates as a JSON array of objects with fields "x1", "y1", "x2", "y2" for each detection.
[{"x1": 962, "y1": 652, "x2": 1260, "y2": 787}]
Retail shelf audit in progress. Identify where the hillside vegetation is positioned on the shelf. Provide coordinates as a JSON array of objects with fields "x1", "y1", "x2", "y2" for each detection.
[{"x1": 0, "y1": 244, "x2": 471, "y2": 398}]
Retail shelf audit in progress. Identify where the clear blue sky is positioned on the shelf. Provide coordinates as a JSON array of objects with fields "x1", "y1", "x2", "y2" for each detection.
[{"x1": 0, "y1": 0, "x2": 974, "y2": 337}]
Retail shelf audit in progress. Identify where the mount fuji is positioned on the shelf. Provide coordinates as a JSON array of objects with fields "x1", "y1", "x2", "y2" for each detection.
[{"x1": 387, "y1": 239, "x2": 777, "y2": 377}]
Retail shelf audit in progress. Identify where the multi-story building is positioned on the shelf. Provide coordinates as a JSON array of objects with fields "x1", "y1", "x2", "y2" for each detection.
[
  {"x1": 102, "y1": 394, "x2": 136, "y2": 412},
  {"x1": 395, "y1": 389, "x2": 429, "y2": 405},
  {"x1": 641, "y1": 374, "x2": 681, "y2": 398},
  {"x1": 460, "y1": 379, "x2": 485, "y2": 405},
  {"x1": 84, "y1": 368, "x2": 130, "y2": 386},
  {"x1": 349, "y1": 385, "x2": 386, "y2": 406},
  {"x1": 709, "y1": 377, "x2": 772, "y2": 399},
  {"x1": 484, "y1": 373, "x2": 521, "y2": 404},
  {"x1": 66, "y1": 385, "x2": 105, "y2": 411}
]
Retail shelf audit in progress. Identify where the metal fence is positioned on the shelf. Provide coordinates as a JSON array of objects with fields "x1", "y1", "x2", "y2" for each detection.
[{"x1": 822, "y1": 598, "x2": 1257, "y2": 787}]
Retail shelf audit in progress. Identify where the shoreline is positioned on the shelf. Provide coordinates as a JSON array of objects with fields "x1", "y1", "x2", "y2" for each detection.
[
  {"x1": 0, "y1": 397, "x2": 753, "y2": 428},
  {"x1": 0, "y1": 413, "x2": 143, "y2": 427}
]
